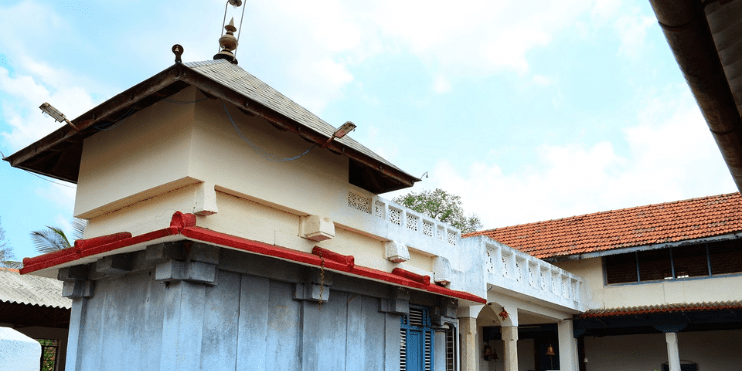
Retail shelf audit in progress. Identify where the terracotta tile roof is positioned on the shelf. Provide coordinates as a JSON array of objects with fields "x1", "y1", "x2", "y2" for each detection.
[
  {"x1": 465, "y1": 192, "x2": 742, "y2": 259},
  {"x1": 578, "y1": 300, "x2": 742, "y2": 318}
]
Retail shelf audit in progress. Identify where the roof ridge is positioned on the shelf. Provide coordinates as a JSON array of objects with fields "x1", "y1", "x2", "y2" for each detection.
[{"x1": 470, "y1": 191, "x2": 741, "y2": 234}]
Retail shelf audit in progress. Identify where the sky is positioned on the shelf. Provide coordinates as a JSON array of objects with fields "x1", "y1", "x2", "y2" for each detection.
[{"x1": 0, "y1": 0, "x2": 737, "y2": 261}]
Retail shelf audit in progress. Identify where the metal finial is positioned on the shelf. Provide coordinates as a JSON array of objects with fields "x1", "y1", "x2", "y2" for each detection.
[
  {"x1": 214, "y1": 17, "x2": 239, "y2": 64},
  {"x1": 172, "y1": 44, "x2": 184, "y2": 64}
]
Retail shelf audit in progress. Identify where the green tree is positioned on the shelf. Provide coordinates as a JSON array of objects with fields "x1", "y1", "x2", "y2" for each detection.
[
  {"x1": 393, "y1": 188, "x2": 482, "y2": 233},
  {"x1": 0, "y1": 217, "x2": 22, "y2": 269},
  {"x1": 31, "y1": 218, "x2": 87, "y2": 254}
]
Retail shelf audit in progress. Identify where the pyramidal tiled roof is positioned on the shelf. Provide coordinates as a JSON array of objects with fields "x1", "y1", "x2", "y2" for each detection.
[
  {"x1": 184, "y1": 60, "x2": 405, "y2": 174},
  {"x1": 465, "y1": 192, "x2": 742, "y2": 259}
]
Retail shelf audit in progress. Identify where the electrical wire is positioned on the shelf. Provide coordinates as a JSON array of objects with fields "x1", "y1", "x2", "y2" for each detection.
[
  {"x1": 24, "y1": 170, "x2": 76, "y2": 188},
  {"x1": 235, "y1": 0, "x2": 247, "y2": 59},
  {"x1": 221, "y1": 100, "x2": 315, "y2": 162},
  {"x1": 94, "y1": 97, "x2": 209, "y2": 131},
  {"x1": 162, "y1": 97, "x2": 209, "y2": 105}
]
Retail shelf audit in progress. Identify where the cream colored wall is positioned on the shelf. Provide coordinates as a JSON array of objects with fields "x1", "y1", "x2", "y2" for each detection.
[
  {"x1": 584, "y1": 330, "x2": 742, "y2": 371},
  {"x1": 555, "y1": 256, "x2": 742, "y2": 310},
  {"x1": 188, "y1": 97, "x2": 349, "y2": 217},
  {"x1": 75, "y1": 88, "x2": 199, "y2": 219},
  {"x1": 76, "y1": 87, "x2": 435, "y2": 275}
]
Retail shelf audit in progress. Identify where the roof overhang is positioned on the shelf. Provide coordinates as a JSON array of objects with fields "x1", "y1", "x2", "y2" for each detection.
[
  {"x1": 3, "y1": 63, "x2": 418, "y2": 194},
  {"x1": 649, "y1": 0, "x2": 742, "y2": 191}
]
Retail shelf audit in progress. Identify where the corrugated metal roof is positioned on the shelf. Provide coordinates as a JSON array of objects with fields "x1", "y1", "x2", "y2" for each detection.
[
  {"x1": 0, "y1": 268, "x2": 71, "y2": 309},
  {"x1": 579, "y1": 300, "x2": 742, "y2": 318},
  {"x1": 184, "y1": 60, "x2": 404, "y2": 173}
]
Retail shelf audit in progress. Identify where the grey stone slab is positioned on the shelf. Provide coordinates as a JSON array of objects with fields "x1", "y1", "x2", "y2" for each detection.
[
  {"x1": 300, "y1": 299, "x2": 321, "y2": 371},
  {"x1": 58, "y1": 265, "x2": 90, "y2": 281},
  {"x1": 155, "y1": 260, "x2": 186, "y2": 282},
  {"x1": 189, "y1": 243, "x2": 220, "y2": 264},
  {"x1": 62, "y1": 280, "x2": 94, "y2": 299},
  {"x1": 265, "y1": 280, "x2": 301, "y2": 370},
  {"x1": 186, "y1": 261, "x2": 217, "y2": 284},
  {"x1": 160, "y1": 281, "x2": 206, "y2": 371},
  {"x1": 236, "y1": 274, "x2": 270, "y2": 371},
  {"x1": 200, "y1": 270, "x2": 240, "y2": 371},
  {"x1": 95, "y1": 254, "x2": 133, "y2": 274},
  {"x1": 315, "y1": 291, "x2": 348, "y2": 371},
  {"x1": 384, "y1": 313, "x2": 402, "y2": 371}
]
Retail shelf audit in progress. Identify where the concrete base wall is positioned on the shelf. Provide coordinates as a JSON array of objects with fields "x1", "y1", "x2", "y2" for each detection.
[
  {"x1": 66, "y1": 247, "x2": 451, "y2": 371},
  {"x1": 583, "y1": 330, "x2": 742, "y2": 371}
]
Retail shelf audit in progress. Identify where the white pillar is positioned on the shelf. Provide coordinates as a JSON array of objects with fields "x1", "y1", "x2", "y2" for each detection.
[
  {"x1": 501, "y1": 326, "x2": 518, "y2": 371},
  {"x1": 558, "y1": 320, "x2": 579, "y2": 371},
  {"x1": 65, "y1": 298, "x2": 87, "y2": 371},
  {"x1": 665, "y1": 332, "x2": 681, "y2": 371},
  {"x1": 459, "y1": 317, "x2": 479, "y2": 371}
]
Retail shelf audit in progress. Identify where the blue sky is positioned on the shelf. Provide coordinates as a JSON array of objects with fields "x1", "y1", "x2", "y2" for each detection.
[{"x1": 0, "y1": 0, "x2": 736, "y2": 261}]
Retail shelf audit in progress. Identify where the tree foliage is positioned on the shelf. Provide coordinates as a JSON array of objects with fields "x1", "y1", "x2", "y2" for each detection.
[
  {"x1": 393, "y1": 188, "x2": 482, "y2": 233},
  {"x1": 31, "y1": 218, "x2": 87, "y2": 254},
  {"x1": 0, "y1": 217, "x2": 22, "y2": 269}
]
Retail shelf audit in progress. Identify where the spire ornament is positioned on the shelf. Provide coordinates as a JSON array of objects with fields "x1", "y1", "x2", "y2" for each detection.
[{"x1": 214, "y1": 18, "x2": 239, "y2": 64}]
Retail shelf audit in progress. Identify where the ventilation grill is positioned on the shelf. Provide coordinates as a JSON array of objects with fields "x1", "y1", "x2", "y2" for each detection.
[
  {"x1": 424, "y1": 332, "x2": 432, "y2": 371},
  {"x1": 409, "y1": 307, "x2": 424, "y2": 327},
  {"x1": 446, "y1": 327, "x2": 455, "y2": 371},
  {"x1": 400, "y1": 327, "x2": 407, "y2": 371}
]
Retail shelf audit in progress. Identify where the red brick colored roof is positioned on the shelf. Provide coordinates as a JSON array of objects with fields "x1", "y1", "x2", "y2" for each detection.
[
  {"x1": 465, "y1": 192, "x2": 742, "y2": 259},
  {"x1": 578, "y1": 300, "x2": 742, "y2": 318}
]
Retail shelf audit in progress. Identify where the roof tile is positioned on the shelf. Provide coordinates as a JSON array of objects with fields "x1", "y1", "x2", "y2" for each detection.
[{"x1": 465, "y1": 192, "x2": 742, "y2": 259}]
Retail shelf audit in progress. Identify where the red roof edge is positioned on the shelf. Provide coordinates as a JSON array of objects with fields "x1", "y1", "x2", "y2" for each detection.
[
  {"x1": 578, "y1": 302, "x2": 742, "y2": 318},
  {"x1": 20, "y1": 211, "x2": 485, "y2": 304}
]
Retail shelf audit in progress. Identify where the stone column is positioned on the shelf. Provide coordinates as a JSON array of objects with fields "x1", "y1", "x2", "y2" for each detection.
[
  {"x1": 558, "y1": 320, "x2": 579, "y2": 371},
  {"x1": 459, "y1": 317, "x2": 478, "y2": 371},
  {"x1": 665, "y1": 332, "x2": 681, "y2": 371},
  {"x1": 501, "y1": 326, "x2": 518, "y2": 371},
  {"x1": 159, "y1": 280, "x2": 207, "y2": 371}
]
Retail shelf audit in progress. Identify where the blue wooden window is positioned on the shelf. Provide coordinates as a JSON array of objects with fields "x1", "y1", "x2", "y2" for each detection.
[{"x1": 401, "y1": 306, "x2": 434, "y2": 371}]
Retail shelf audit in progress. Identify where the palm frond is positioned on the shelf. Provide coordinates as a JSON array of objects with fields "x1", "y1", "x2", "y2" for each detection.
[
  {"x1": 30, "y1": 226, "x2": 71, "y2": 254},
  {"x1": 72, "y1": 218, "x2": 87, "y2": 241}
]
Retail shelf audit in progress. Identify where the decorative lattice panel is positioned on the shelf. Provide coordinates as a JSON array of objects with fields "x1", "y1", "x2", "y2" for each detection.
[
  {"x1": 515, "y1": 261, "x2": 522, "y2": 282},
  {"x1": 447, "y1": 230, "x2": 456, "y2": 245},
  {"x1": 423, "y1": 221, "x2": 434, "y2": 237},
  {"x1": 437, "y1": 226, "x2": 445, "y2": 241},
  {"x1": 374, "y1": 200, "x2": 385, "y2": 219},
  {"x1": 501, "y1": 256, "x2": 509, "y2": 277},
  {"x1": 540, "y1": 270, "x2": 547, "y2": 290},
  {"x1": 406, "y1": 214, "x2": 419, "y2": 231},
  {"x1": 528, "y1": 265, "x2": 535, "y2": 286},
  {"x1": 348, "y1": 191, "x2": 371, "y2": 214},
  {"x1": 389, "y1": 207, "x2": 402, "y2": 226},
  {"x1": 485, "y1": 247, "x2": 496, "y2": 274}
]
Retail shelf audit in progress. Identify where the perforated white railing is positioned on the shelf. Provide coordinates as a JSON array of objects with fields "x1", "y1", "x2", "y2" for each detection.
[
  {"x1": 347, "y1": 190, "x2": 460, "y2": 246},
  {"x1": 485, "y1": 241, "x2": 583, "y2": 307}
]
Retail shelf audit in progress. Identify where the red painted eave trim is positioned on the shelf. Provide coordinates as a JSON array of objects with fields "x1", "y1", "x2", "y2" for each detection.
[{"x1": 21, "y1": 212, "x2": 485, "y2": 304}]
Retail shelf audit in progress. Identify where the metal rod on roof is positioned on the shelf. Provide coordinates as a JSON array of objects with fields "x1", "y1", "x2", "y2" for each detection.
[{"x1": 234, "y1": 0, "x2": 247, "y2": 59}]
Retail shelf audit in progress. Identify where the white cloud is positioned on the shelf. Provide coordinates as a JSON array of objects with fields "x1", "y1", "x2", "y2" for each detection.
[
  {"x1": 428, "y1": 86, "x2": 736, "y2": 229},
  {"x1": 615, "y1": 12, "x2": 656, "y2": 60},
  {"x1": 531, "y1": 75, "x2": 555, "y2": 87},
  {"x1": 433, "y1": 75, "x2": 452, "y2": 93},
  {"x1": 0, "y1": 66, "x2": 96, "y2": 151}
]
